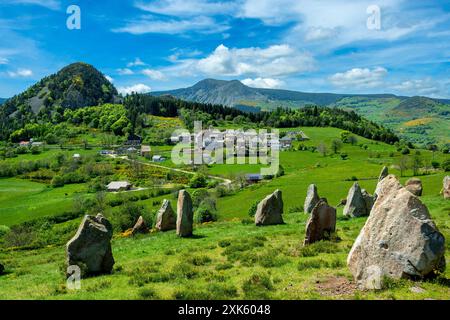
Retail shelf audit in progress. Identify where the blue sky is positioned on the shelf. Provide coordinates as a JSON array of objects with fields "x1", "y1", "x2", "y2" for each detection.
[{"x1": 0, "y1": 0, "x2": 449, "y2": 98}]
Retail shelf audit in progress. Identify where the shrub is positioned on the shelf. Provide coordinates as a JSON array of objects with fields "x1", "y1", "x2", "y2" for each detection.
[
  {"x1": 401, "y1": 147, "x2": 410, "y2": 155},
  {"x1": 189, "y1": 174, "x2": 207, "y2": 188},
  {"x1": 51, "y1": 175, "x2": 65, "y2": 188},
  {"x1": 186, "y1": 254, "x2": 212, "y2": 266},
  {"x1": 194, "y1": 205, "x2": 218, "y2": 223},
  {"x1": 248, "y1": 200, "x2": 259, "y2": 217},
  {"x1": 138, "y1": 288, "x2": 159, "y2": 300},
  {"x1": 442, "y1": 159, "x2": 450, "y2": 172},
  {"x1": 431, "y1": 161, "x2": 440, "y2": 169}
]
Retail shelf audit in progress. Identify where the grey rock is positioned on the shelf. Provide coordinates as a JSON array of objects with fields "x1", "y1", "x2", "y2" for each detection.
[
  {"x1": 405, "y1": 178, "x2": 423, "y2": 196},
  {"x1": 442, "y1": 176, "x2": 449, "y2": 199},
  {"x1": 131, "y1": 216, "x2": 149, "y2": 235},
  {"x1": 347, "y1": 175, "x2": 446, "y2": 290},
  {"x1": 176, "y1": 190, "x2": 194, "y2": 237},
  {"x1": 304, "y1": 200, "x2": 336, "y2": 245},
  {"x1": 155, "y1": 199, "x2": 176, "y2": 231},
  {"x1": 378, "y1": 166, "x2": 389, "y2": 182},
  {"x1": 66, "y1": 214, "x2": 115, "y2": 276},
  {"x1": 304, "y1": 184, "x2": 320, "y2": 214},
  {"x1": 255, "y1": 189, "x2": 284, "y2": 226},
  {"x1": 361, "y1": 189, "x2": 375, "y2": 214},
  {"x1": 343, "y1": 182, "x2": 368, "y2": 217}
]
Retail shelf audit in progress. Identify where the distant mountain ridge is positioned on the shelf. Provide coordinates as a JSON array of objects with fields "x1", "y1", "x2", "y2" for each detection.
[
  {"x1": 153, "y1": 79, "x2": 450, "y2": 146},
  {"x1": 0, "y1": 98, "x2": 6, "y2": 105}
]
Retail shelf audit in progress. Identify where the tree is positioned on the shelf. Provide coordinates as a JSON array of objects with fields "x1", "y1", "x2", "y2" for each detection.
[
  {"x1": 411, "y1": 154, "x2": 423, "y2": 176},
  {"x1": 397, "y1": 156, "x2": 409, "y2": 177},
  {"x1": 331, "y1": 139, "x2": 343, "y2": 154},
  {"x1": 317, "y1": 143, "x2": 328, "y2": 157}
]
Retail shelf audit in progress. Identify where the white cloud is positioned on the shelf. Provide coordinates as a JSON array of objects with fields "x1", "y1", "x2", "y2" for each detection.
[
  {"x1": 393, "y1": 78, "x2": 440, "y2": 97},
  {"x1": 8, "y1": 68, "x2": 33, "y2": 77},
  {"x1": 4, "y1": 0, "x2": 61, "y2": 10},
  {"x1": 127, "y1": 58, "x2": 145, "y2": 67},
  {"x1": 0, "y1": 58, "x2": 9, "y2": 65},
  {"x1": 329, "y1": 67, "x2": 387, "y2": 88},
  {"x1": 142, "y1": 69, "x2": 166, "y2": 80},
  {"x1": 113, "y1": 16, "x2": 229, "y2": 35},
  {"x1": 135, "y1": 0, "x2": 237, "y2": 17},
  {"x1": 195, "y1": 44, "x2": 315, "y2": 77},
  {"x1": 241, "y1": 77, "x2": 285, "y2": 89},
  {"x1": 304, "y1": 27, "x2": 338, "y2": 42},
  {"x1": 117, "y1": 68, "x2": 135, "y2": 75},
  {"x1": 117, "y1": 84, "x2": 151, "y2": 95},
  {"x1": 105, "y1": 75, "x2": 114, "y2": 83}
]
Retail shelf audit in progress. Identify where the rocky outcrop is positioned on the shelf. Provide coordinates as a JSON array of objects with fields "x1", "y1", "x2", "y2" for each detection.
[
  {"x1": 155, "y1": 199, "x2": 176, "y2": 231},
  {"x1": 304, "y1": 184, "x2": 320, "y2": 214},
  {"x1": 131, "y1": 216, "x2": 149, "y2": 235},
  {"x1": 255, "y1": 189, "x2": 284, "y2": 226},
  {"x1": 343, "y1": 182, "x2": 368, "y2": 217},
  {"x1": 347, "y1": 175, "x2": 446, "y2": 290},
  {"x1": 405, "y1": 178, "x2": 423, "y2": 196},
  {"x1": 378, "y1": 166, "x2": 389, "y2": 182},
  {"x1": 304, "y1": 200, "x2": 336, "y2": 245},
  {"x1": 444, "y1": 176, "x2": 450, "y2": 199},
  {"x1": 66, "y1": 214, "x2": 115, "y2": 276},
  {"x1": 176, "y1": 190, "x2": 194, "y2": 237}
]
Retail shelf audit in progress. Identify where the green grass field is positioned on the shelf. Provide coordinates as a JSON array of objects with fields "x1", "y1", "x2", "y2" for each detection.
[{"x1": 0, "y1": 126, "x2": 449, "y2": 299}]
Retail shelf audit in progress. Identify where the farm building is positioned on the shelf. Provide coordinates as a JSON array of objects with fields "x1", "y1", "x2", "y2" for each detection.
[
  {"x1": 141, "y1": 145, "x2": 151, "y2": 157},
  {"x1": 152, "y1": 155, "x2": 166, "y2": 162},
  {"x1": 246, "y1": 173, "x2": 263, "y2": 184},
  {"x1": 107, "y1": 181, "x2": 132, "y2": 192}
]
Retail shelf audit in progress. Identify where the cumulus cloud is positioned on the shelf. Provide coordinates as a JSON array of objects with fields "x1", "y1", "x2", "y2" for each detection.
[
  {"x1": 329, "y1": 67, "x2": 387, "y2": 88},
  {"x1": 127, "y1": 58, "x2": 145, "y2": 67},
  {"x1": 117, "y1": 68, "x2": 135, "y2": 75},
  {"x1": 117, "y1": 84, "x2": 151, "y2": 95},
  {"x1": 241, "y1": 77, "x2": 285, "y2": 89},
  {"x1": 195, "y1": 44, "x2": 315, "y2": 77},
  {"x1": 8, "y1": 68, "x2": 33, "y2": 77},
  {"x1": 304, "y1": 27, "x2": 338, "y2": 42},
  {"x1": 142, "y1": 69, "x2": 166, "y2": 80},
  {"x1": 393, "y1": 78, "x2": 440, "y2": 96}
]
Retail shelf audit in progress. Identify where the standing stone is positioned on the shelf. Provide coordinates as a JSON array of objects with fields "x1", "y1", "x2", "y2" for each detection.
[
  {"x1": 176, "y1": 190, "x2": 194, "y2": 237},
  {"x1": 444, "y1": 176, "x2": 450, "y2": 199},
  {"x1": 361, "y1": 189, "x2": 375, "y2": 214},
  {"x1": 66, "y1": 214, "x2": 115, "y2": 276},
  {"x1": 347, "y1": 175, "x2": 446, "y2": 290},
  {"x1": 405, "y1": 178, "x2": 423, "y2": 196},
  {"x1": 304, "y1": 184, "x2": 320, "y2": 214},
  {"x1": 255, "y1": 189, "x2": 284, "y2": 226},
  {"x1": 304, "y1": 200, "x2": 336, "y2": 245},
  {"x1": 378, "y1": 166, "x2": 389, "y2": 182},
  {"x1": 131, "y1": 216, "x2": 149, "y2": 235},
  {"x1": 155, "y1": 199, "x2": 176, "y2": 231},
  {"x1": 343, "y1": 182, "x2": 368, "y2": 217}
]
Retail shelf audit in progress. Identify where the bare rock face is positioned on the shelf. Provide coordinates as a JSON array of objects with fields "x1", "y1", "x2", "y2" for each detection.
[
  {"x1": 66, "y1": 214, "x2": 115, "y2": 276},
  {"x1": 405, "y1": 178, "x2": 423, "y2": 196},
  {"x1": 304, "y1": 200, "x2": 336, "y2": 245},
  {"x1": 361, "y1": 189, "x2": 375, "y2": 214},
  {"x1": 304, "y1": 184, "x2": 320, "y2": 214},
  {"x1": 176, "y1": 190, "x2": 194, "y2": 237},
  {"x1": 378, "y1": 166, "x2": 389, "y2": 182},
  {"x1": 347, "y1": 175, "x2": 446, "y2": 290},
  {"x1": 155, "y1": 199, "x2": 176, "y2": 231},
  {"x1": 131, "y1": 216, "x2": 149, "y2": 235},
  {"x1": 343, "y1": 182, "x2": 368, "y2": 217},
  {"x1": 444, "y1": 176, "x2": 450, "y2": 199},
  {"x1": 255, "y1": 189, "x2": 284, "y2": 226}
]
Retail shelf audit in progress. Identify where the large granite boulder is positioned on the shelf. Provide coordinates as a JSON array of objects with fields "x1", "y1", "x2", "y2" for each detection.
[
  {"x1": 444, "y1": 176, "x2": 450, "y2": 199},
  {"x1": 304, "y1": 200, "x2": 336, "y2": 245},
  {"x1": 66, "y1": 214, "x2": 115, "y2": 276},
  {"x1": 304, "y1": 184, "x2": 320, "y2": 214},
  {"x1": 343, "y1": 182, "x2": 368, "y2": 217},
  {"x1": 131, "y1": 216, "x2": 149, "y2": 235},
  {"x1": 347, "y1": 175, "x2": 446, "y2": 290},
  {"x1": 176, "y1": 190, "x2": 194, "y2": 237},
  {"x1": 155, "y1": 199, "x2": 176, "y2": 231},
  {"x1": 405, "y1": 178, "x2": 423, "y2": 196},
  {"x1": 361, "y1": 189, "x2": 375, "y2": 214},
  {"x1": 255, "y1": 189, "x2": 284, "y2": 226}
]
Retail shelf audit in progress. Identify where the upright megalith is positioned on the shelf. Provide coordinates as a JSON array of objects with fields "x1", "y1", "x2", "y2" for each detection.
[
  {"x1": 347, "y1": 175, "x2": 446, "y2": 290},
  {"x1": 405, "y1": 178, "x2": 423, "y2": 196},
  {"x1": 378, "y1": 166, "x2": 389, "y2": 182},
  {"x1": 343, "y1": 182, "x2": 368, "y2": 217},
  {"x1": 155, "y1": 199, "x2": 176, "y2": 231},
  {"x1": 444, "y1": 176, "x2": 450, "y2": 199},
  {"x1": 176, "y1": 190, "x2": 194, "y2": 237},
  {"x1": 304, "y1": 200, "x2": 336, "y2": 245},
  {"x1": 304, "y1": 184, "x2": 320, "y2": 214},
  {"x1": 255, "y1": 189, "x2": 284, "y2": 226},
  {"x1": 361, "y1": 189, "x2": 375, "y2": 214},
  {"x1": 131, "y1": 216, "x2": 149, "y2": 235},
  {"x1": 66, "y1": 214, "x2": 115, "y2": 276}
]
